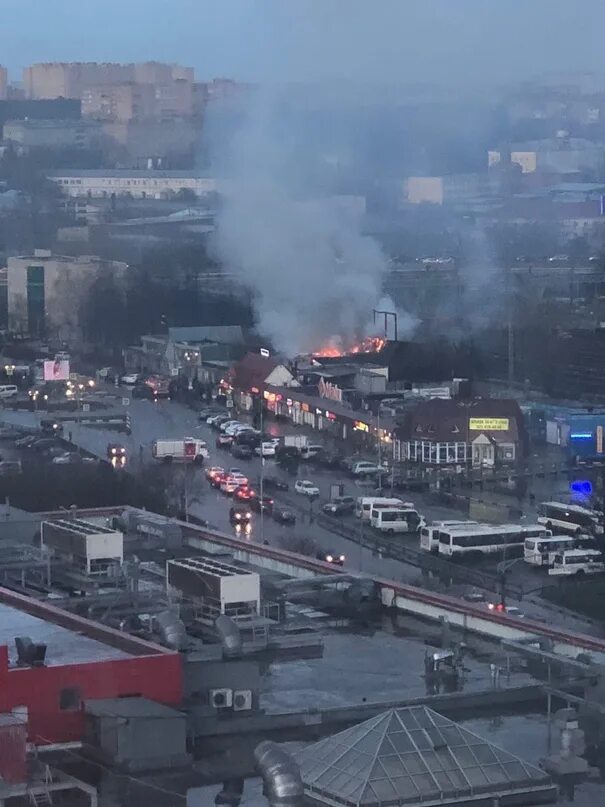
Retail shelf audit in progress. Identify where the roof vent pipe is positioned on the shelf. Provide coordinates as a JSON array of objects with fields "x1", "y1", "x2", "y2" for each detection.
[
  {"x1": 254, "y1": 741, "x2": 304, "y2": 807},
  {"x1": 215, "y1": 614, "x2": 243, "y2": 659}
]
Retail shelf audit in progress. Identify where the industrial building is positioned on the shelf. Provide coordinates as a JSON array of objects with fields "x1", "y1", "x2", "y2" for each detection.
[{"x1": 48, "y1": 168, "x2": 217, "y2": 199}]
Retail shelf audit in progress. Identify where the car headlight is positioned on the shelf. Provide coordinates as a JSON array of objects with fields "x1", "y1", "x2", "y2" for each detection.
[
  {"x1": 326, "y1": 554, "x2": 333, "y2": 563},
  {"x1": 339, "y1": 555, "x2": 345, "y2": 562}
]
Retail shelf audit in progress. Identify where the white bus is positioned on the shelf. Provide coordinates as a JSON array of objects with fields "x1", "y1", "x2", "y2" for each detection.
[
  {"x1": 549, "y1": 549, "x2": 605, "y2": 577},
  {"x1": 355, "y1": 497, "x2": 411, "y2": 521},
  {"x1": 420, "y1": 521, "x2": 479, "y2": 554},
  {"x1": 438, "y1": 523, "x2": 550, "y2": 560},
  {"x1": 524, "y1": 535, "x2": 589, "y2": 567},
  {"x1": 538, "y1": 501, "x2": 603, "y2": 537},
  {"x1": 371, "y1": 507, "x2": 424, "y2": 534}
]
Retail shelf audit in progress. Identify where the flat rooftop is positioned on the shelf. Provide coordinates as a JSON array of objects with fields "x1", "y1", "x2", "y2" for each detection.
[{"x1": 0, "y1": 602, "x2": 131, "y2": 666}]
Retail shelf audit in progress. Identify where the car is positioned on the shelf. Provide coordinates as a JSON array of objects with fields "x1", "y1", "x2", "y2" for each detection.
[
  {"x1": 231, "y1": 443, "x2": 254, "y2": 460},
  {"x1": 51, "y1": 451, "x2": 81, "y2": 465},
  {"x1": 0, "y1": 426, "x2": 24, "y2": 440},
  {"x1": 107, "y1": 443, "x2": 127, "y2": 459},
  {"x1": 199, "y1": 407, "x2": 223, "y2": 421},
  {"x1": 15, "y1": 434, "x2": 39, "y2": 448},
  {"x1": 216, "y1": 433, "x2": 234, "y2": 448},
  {"x1": 317, "y1": 450, "x2": 345, "y2": 469},
  {"x1": 317, "y1": 550, "x2": 346, "y2": 566},
  {"x1": 0, "y1": 460, "x2": 21, "y2": 475},
  {"x1": 263, "y1": 475, "x2": 289, "y2": 492},
  {"x1": 300, "y1": 444, "x2": 323, "y2": 461},
  {"x1": 205, "y1": 465, "x2": 225, "y2": 480},
  {"x1": 250, "y1": 495, "x2": 274, "y2": 514},
  {"x1": 220, "y1": 420, "x2": 241, "y2": 433},
  {"x1": 351, "y1": 461, "x2": 382, "y2": 477},
  {"x1": 121, "y1": 373, "x2": 139, "y2": 385},
  {"x1": 40, "y1": 419, "x2": 64, "y2": 436},
  {"x1": 220, "y1": 478, "x2": 242, "y2": 495},
  {"x1": 322, "y1": 496, "x2": 355, "y2": 516},
  {"x1": 45, "y1": 446, "x2": 69, "y2": 459},
  {"x1": 273, "y1": 506, "x2": 296, "y2": 525},
  {"x1": 29, "y1": 438, "x2": 61, "y2": 452},
  {"x1": 294, "y1": 479, "x2": 320, "y2": 497},
  {"x1": 548, "y1": 254, "x2": 569, "y2": 263},
  {"x1": 462, "y1": 589, "x2": 486, "y2": 603},
  {"x1": 209, "y1": 470, "x2": 227, "y2": 489},
  {"x1": 487, "y1": 602, "x2": 525, "y2": 618},
  {"x1": 233, "y1": 485, "x2": 256, "y2": 502},
  {"x1": 132, "y1": 382, "x2": 154, "y2": 399},
  {"x1": 231, "y1": 424, "x2": 255, "y2": 435},
  {"x1": 209, "y1": 415, "x2": 231, "y2": 429},
  {"x1": 255, "y1": 442, "x2": 277, "y2": 457},
  {"x1": 229, "y1": 505, "x2": 252, "y2": 525}
]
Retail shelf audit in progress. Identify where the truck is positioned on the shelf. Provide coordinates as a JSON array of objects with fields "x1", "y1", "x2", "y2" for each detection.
[
  {"x1": 152, "y1": 437, "x2": 209, "y2": 464},
  {"x1": 283, "y1": 435, "x2": 308, "y2": 449}
]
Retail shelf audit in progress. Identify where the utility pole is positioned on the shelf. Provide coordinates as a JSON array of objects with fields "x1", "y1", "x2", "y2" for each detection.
[
  {"x1": 377, "y1": 408, "x2": 382, "y2": 492},
  {"x1": 259, "y1": 398, "x2": 264, "y2": 543}
]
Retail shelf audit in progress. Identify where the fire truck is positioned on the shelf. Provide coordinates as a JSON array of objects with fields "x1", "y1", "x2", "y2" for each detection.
[{"x1": 152, "y1": 438, "x2": 209, "y2": 464}]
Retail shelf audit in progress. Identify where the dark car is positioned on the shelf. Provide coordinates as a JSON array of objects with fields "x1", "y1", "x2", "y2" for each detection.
[
  {"x1": 322, "y1": 496, "x2": 355, "y2": 516},
  {"x1": 250, "y1": 495, "x2": 274, "y2": 514},
  {"x1": 229, "y1": 505, "x2": 252, "y2": 525},
  {"x1": 15, "y1": 434, "x2": 39, "y2": 448},
  {"x1": 317, "y1": 450, "x2": 345, "y2": 470},
  {"x1": 233, "y1": 485, "x2": 257, "y2": 502},
  {"x1": 317, "y1": 550, "x2": 346, "y2": 566},
  {"x1": 40, "y1": 419, "x2": 64, "y2": 436},
  {"x1": 210, "y1": 471, "x2": 227, "y2": 489},
  {"x1": 231, "y1": 443, "x2": 254, "y2": 460},
  {"x1": 263, "y1": 475, "x2": 289, "y2": 492},
  {"x1": 132, "y1": 382, "x2": 154, "y2": 400},
  {"x1": 272, "y1": 506, "x2": 296, "y2": 525},
  {"x1": 216, "y1": 433, "x2": 234, "y2": 449},
  {"x1": 29, "y1": 438, "x2": 61, "y2": 452}
]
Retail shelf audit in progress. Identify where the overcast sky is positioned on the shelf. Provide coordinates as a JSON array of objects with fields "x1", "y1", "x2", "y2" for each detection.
[{"x1": 1, "y1": 0, "x2": 604, "y2": 85}]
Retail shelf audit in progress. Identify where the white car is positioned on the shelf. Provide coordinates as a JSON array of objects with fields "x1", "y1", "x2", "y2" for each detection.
[
  {"x1": 255, "y1": 442, "x2": 276, "y2": 457},
  {"x1": 220, "y1": 420, "x2": 242, "y2": 433},
  {"x1": 351, "y1": 461, "x2": 382, "y2": 477},
  {"x1": 295, "y1": 479, "x2": 320, "y2": 497},
  {"x1": 121, "y1": 373, "x2": 139, "y2": 385}
]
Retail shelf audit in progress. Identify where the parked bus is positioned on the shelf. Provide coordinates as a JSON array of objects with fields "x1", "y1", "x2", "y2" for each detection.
[
  {"x1": 524, "y1": 535, "x2": 591, "y2": 567},
  {"x1": 549, "y1": 549, "x2": 605, "y2": 577},
  {"x1": 420, "y1": 520, "x2": 479, "y2": 554},
  {"x1": 355, "y1": 497, "x2": 411, "y2": 521},
  {"x1": 371, "y1": 507, "x2": 424, "y2": 534},
  {"x1": 437, "y1": 523, "x2": 550, "y2": 560},
  {"x1": 538, "y1": 501, "x2": 603, "y2": 536}
]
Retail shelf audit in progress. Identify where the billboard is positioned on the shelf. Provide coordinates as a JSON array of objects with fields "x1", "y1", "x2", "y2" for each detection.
[
  {"x1": 43, "y1": 359, "x2": 70, "y2": 382},
  {"x1": 468, "y1": 417, "x2": 509, "y2": 431}
]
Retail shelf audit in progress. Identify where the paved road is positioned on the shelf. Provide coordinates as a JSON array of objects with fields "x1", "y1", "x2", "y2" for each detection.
[{"x1": 2, "y1": 396, "x2": 600, "y2": 632}]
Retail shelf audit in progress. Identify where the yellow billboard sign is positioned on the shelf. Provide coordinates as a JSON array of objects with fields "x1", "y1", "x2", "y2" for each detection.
[{"x1": 469, "y1": 417, "x2": 509, "y2": 431}]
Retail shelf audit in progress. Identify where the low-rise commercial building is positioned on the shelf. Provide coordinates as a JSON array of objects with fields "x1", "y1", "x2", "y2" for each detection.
[
  {"x1": 3, "y1": 118, "x2": 101, "y2": 151},
  {"x1": 393, "y1": 398, "x2": 526, "y2": 467},
  {"x1": 48, "y1": 169, "x2": 217, "y2": 199}
]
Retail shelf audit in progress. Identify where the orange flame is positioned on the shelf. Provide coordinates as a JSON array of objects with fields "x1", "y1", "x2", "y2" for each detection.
[{"x1": 312, "y1": 336, "x2": 386, "y2": 358}]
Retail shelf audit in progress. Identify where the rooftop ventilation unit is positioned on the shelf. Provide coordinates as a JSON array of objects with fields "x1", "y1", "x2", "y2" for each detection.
[{"x1": 14, "y1": 636, "x2": 47, "y2": 667}]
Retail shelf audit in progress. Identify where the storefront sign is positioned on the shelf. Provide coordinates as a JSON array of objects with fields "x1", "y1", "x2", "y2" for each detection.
[
  {"x1": 468, "y1": 417, "x2": 509, "y2": 431},
  {"x1": 318, "y1": 378, "x2": 343, "y2": 403},
  {"x1": 354, "y1": 420, "x2": 369, "y2": 432}
]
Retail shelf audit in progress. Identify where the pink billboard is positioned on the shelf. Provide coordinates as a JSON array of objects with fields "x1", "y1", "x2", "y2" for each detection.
[{"x1": 43, "y1": 359, "x2": 70, "y2": 382}]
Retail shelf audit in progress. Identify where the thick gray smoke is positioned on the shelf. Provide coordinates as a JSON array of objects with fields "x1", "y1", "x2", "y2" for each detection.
[{"x1": 210, "y1": 89, "x2": 416, "y2": 356}]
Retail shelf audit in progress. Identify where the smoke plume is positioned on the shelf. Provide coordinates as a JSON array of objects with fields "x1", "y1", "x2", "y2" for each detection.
[{"x1": 209, "y1": 89, "x2": 415, "y2": 356}]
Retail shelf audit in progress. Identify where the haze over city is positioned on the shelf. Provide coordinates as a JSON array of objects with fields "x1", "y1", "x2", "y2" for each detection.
[{"x1": 1, "y1": 4, "x2": 605, "y2": 807}]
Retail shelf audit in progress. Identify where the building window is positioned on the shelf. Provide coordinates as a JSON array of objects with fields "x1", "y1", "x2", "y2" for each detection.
[
  {"x1": 59, "y1": 687, "x2": 82, "y2": 711},
  {"x1": 26, "y1": 265, "x2": 45, "y2": 337}
]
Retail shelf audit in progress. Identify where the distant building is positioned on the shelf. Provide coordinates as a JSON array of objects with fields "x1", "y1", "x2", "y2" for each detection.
[
  {"x1": 48, "y1": 169, "x2": 217, "y2": 199},
  {"x1": 23, "y1": 61, "x2": 193, "y2": 100},
  {"x1": 0, "y1": 65, "x2": 7, "y2": 100},
  {"x1": 0, "y1": 98, "x2": 81, "y2": 137},
  {"x1": 489, "y1": 135, "x2": 605, "y2": 175},
  {"x1": 404, "y1": 174, "x2": 490, "y2": 206},
  {"x1": 6, "y1": 249, "x2": 127, "y2": 338},
  {"x1": 82, "y1": 82, "x2": 156, "y2": 123},
  {"x1": 3, "y1": 118, "x2": 101, "y2": 151}
]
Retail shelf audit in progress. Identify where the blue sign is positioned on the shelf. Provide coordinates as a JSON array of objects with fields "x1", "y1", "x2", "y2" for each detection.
[{"x1": 570, "y1": 480, "x2": 593, "y2": 495}]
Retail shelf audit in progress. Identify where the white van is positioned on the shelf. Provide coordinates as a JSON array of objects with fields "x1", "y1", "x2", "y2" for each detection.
[
  {"x1": 371, "y1": 507, "x2": 424, "y2": 534},
  {"x1": 355, "y1": 497, "x2": 409, "y2": 520},
  {"x1": 0, "y1": 385, "x2": 18, "y2": 399},
  {"x1": 549, "y1": 549, "x2": 605, "y2": 576},
  {"x1": 299, "y1": 444, "x2": 323, "y2": 461}
]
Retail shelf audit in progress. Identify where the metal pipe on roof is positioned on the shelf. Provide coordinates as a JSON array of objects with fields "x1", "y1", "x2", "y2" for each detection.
[{"x1": 254, "y1": 741, "x2": 304, "y2": 807}]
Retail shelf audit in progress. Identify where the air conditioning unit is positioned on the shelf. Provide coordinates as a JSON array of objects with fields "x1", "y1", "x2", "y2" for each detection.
[
  {"x1": 209, "y1": 688, "x2": 233, "y2": 709},
  {"x1": 233, "y1": 689, "x2": 253, "y2": 712}
]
